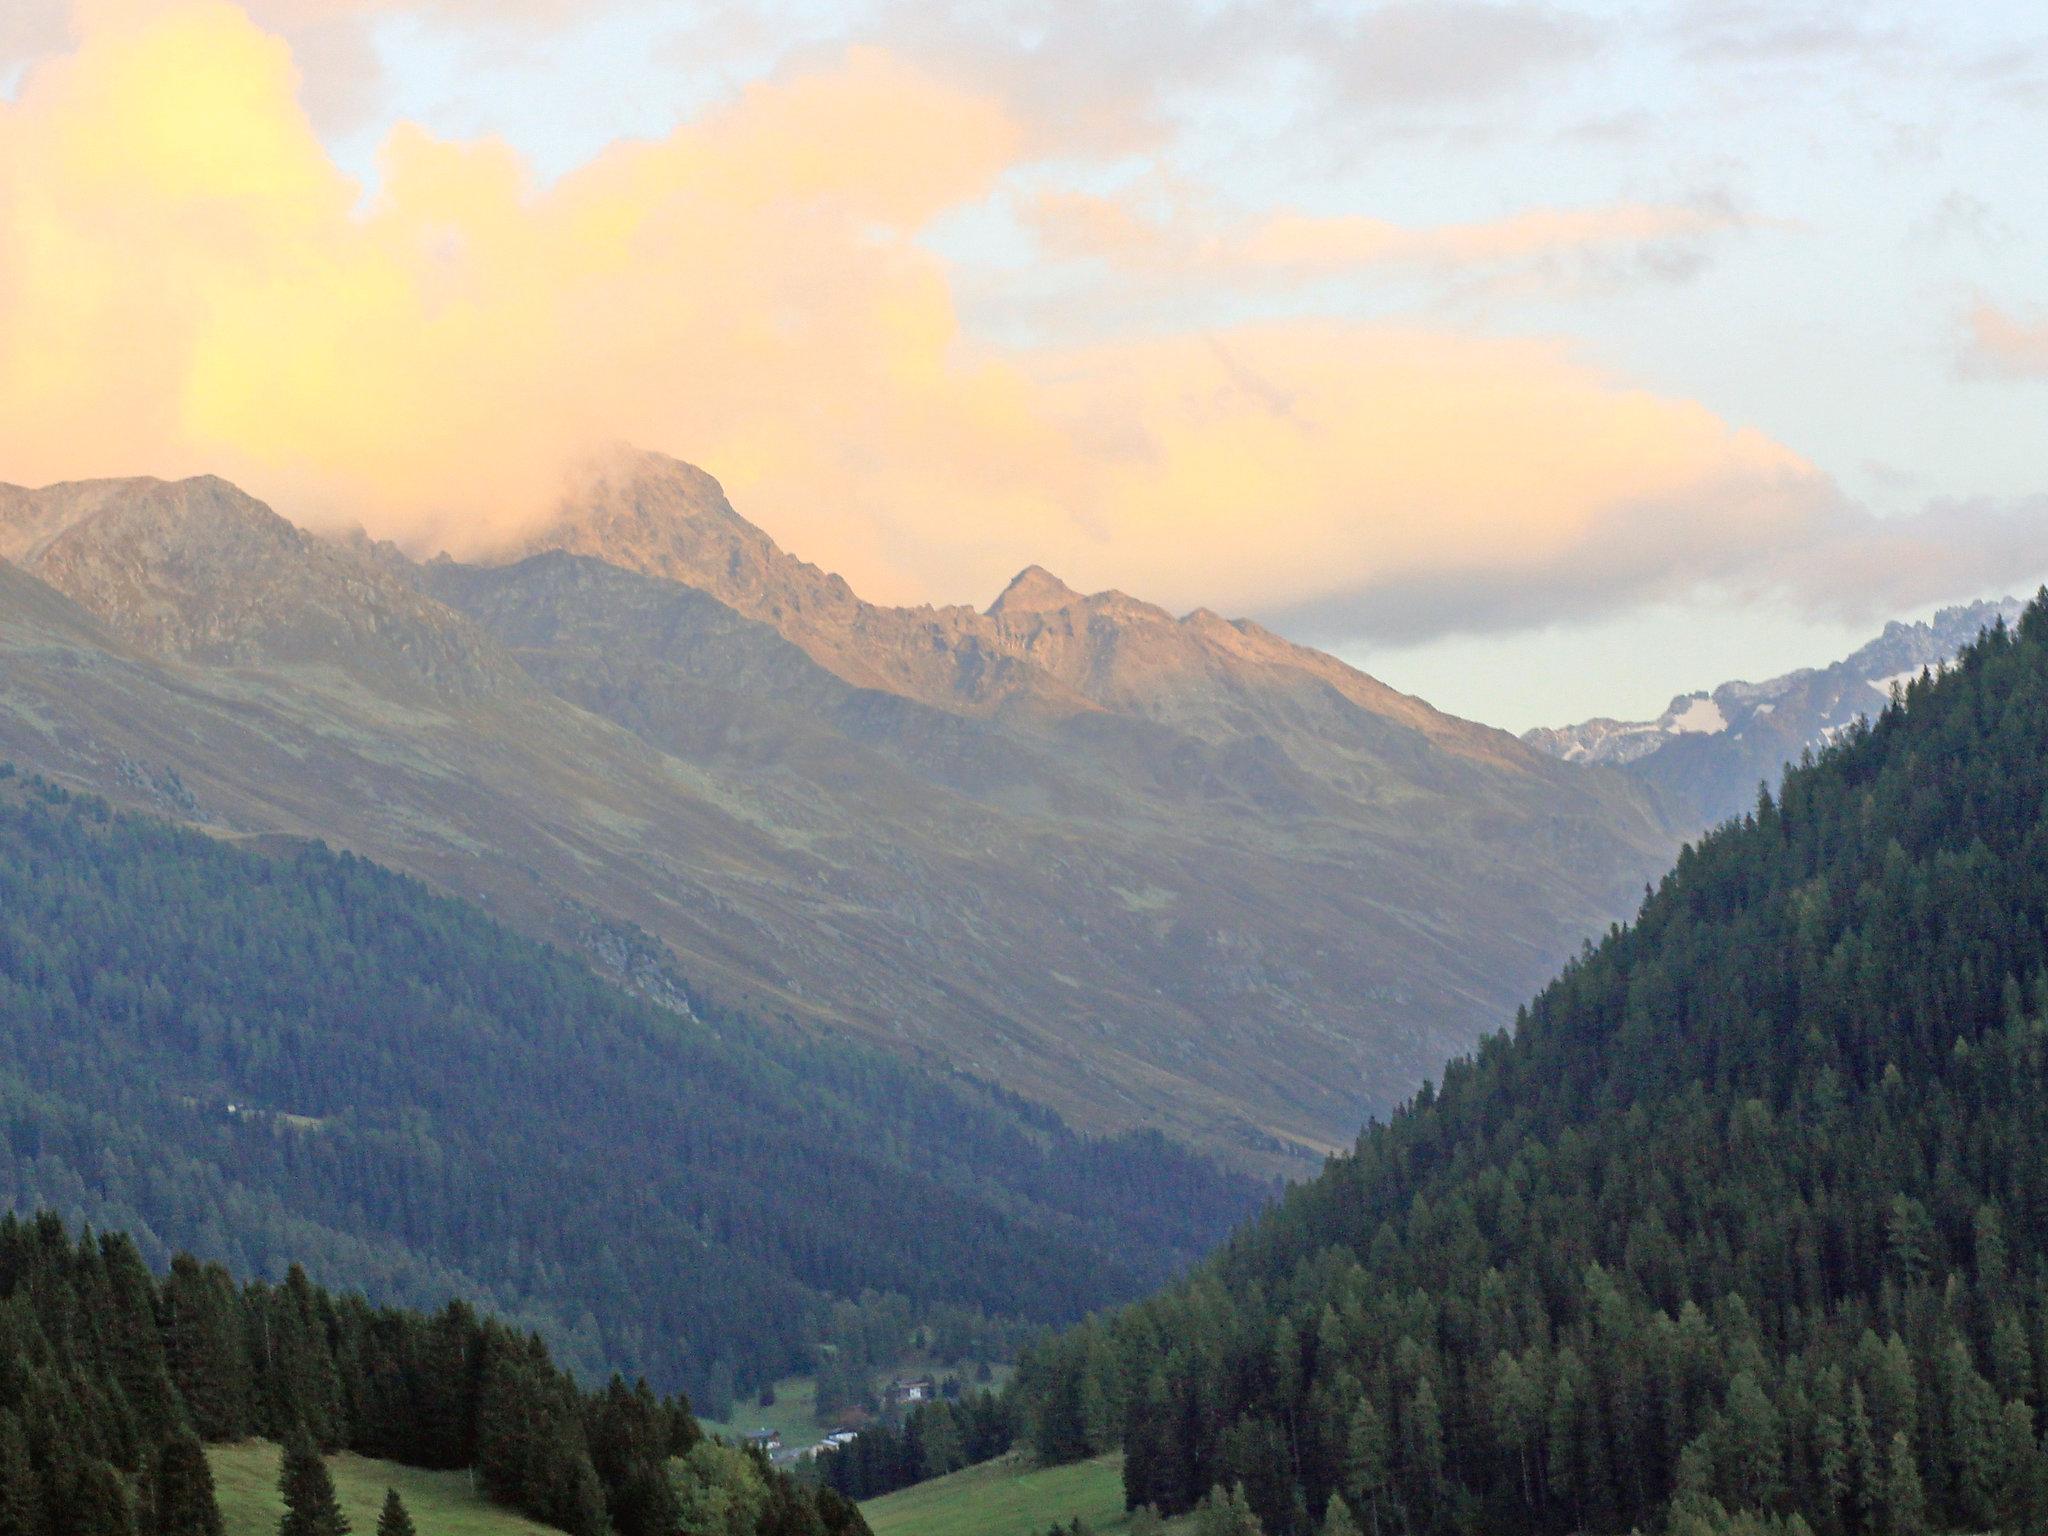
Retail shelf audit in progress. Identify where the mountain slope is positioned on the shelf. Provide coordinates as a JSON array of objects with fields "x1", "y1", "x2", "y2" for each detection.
[
  {"x1": 0, "y1": 771, "x2": 1259, "y2": 1403},
  {"x1": 1016, "y1": 604, "x2": 2048, "y2": 1535},
  {"x1": 496, "y1": 452, "x2": 1675, "y2": 1131},
  {"x1": 0, "y1": 462, "x2": 1674, "y2": 1165},
  {"x1": 0, "y1": 475, "x2": 509, "y2": 695},
  {"x1": 1526, "y1": 597, "x2": 2025, "y2": 831}
]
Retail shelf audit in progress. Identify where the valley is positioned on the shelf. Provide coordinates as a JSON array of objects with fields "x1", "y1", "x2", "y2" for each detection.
[{"x1": 4, "y1": 3, "x2": 2040, "y2": 1531}]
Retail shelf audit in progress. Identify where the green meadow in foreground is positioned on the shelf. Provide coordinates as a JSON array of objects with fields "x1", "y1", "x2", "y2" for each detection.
[
  {"x1": 209, "y1": 1441, "x2": 559, "y2": 1536},
  {"x1": 862, "y1": 1452, "x2": 1191, "y2": 1536}
]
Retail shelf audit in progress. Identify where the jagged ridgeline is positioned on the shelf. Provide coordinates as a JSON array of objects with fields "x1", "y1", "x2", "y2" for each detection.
[
  {"x1": 1012, "y1": 601, "x2": 2048, "y2": 1535},
  {"x1": 0, "y1": 1210, "x2": 869, "y2": 1536},
  {"x1": 0, "y1": 769, "x2": 1260, "y2": 1406}
]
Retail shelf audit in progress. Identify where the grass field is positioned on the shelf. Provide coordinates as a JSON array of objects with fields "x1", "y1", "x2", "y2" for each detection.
[
  {"x1": 697, "y1": 1374, "x2": 837, "y2": 1449},
  {"x1": 209, "y1": 1440, "x2": 557, "y2": 1535},
  {"x1": 696, "y1": 1365, "x2": 1012, "y2": 1453},
  {"x1": 860, "y1": 1452, "x2": 1191, "y2": 1536}
]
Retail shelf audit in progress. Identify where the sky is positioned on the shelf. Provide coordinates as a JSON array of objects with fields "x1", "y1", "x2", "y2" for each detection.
[{"x1": 1, "y1": 0, "x2": 2045, "y2": 730}]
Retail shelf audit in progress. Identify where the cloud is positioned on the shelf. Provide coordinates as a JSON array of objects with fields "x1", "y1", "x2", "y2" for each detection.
[
  {"x1": 0, "y1": 1, "x2": 70, "y2": 79},
  {"x1": 1269, "y1": 481, "x2": 2048, "y2": 645},
  {"x1": 1959, "y1": 303, "x2": 2048, "y2": 381},
  {"x1": 1332, "y1": 1, "x2": 1599, "y2": 106},
  {"x1": 1673, "y1": 1, "x2": 1910, "y2": 68},
  {"x1": 1028, "y1": 189, "x2": 1747, "y2": 292},
  {"x1": 3, "y1": 0, "x2": 2006, "y2": 649}
]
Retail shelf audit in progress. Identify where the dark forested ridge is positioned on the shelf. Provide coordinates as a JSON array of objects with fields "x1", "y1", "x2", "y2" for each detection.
[
  {"x1": 1014, "y1": 601, "x2": 2048, "y2": 1534},
  {"x1": 0, "y1": 1209, "x2": 868, "y2": 1535},
  {"x1": 0, "y1": 768, "x2": 1260, "y2": 1406}
]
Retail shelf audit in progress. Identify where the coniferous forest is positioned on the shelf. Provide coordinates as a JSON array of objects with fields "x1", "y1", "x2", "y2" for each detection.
[
  {"x1": 0, "y1": 767, "x2": 1260, "y2": 1408},
  {"x1": 1012, "y1": 601, "x2": 2048, "y2": 1534},
  {"x1": 0, "y1": 1209, "x2": 868, "y2": 1535}
]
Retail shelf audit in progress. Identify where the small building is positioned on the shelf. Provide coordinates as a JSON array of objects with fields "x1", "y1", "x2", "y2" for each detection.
[
  {"x1": 743, "y1": 1428, "x2": 781, "y2": 1452},
  {"x1": 884, "y1": 1375, "x2": 935, "y2": 1409}
]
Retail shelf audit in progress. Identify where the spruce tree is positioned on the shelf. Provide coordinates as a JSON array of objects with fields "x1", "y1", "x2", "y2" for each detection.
[
  {"x1": 1194, "y1": 1483, "x2": 1264, "y2": 1536},
  {"x1": 374, "y1": 1490, "x2": 415, "y2": 1536},
  {"x1": 0, "y1": 1412, "x2": 34, "y2": 1536},
  {"x1": 1992, "y1": 1401, "x2": 2047, "y2": 1536},
  {"x1": 1319, "y1": 1492, "x2": 1362, "y2": 1536},
  {"x1": 154, "y1": 1432, "x2": 225, "y2": 1536},
  {"x1": 64, "y1": 1459, "x2": 138, "y2": 1536},
  {"x1": 1340, "y1": 1397, "x2": 1388, "y2": 1533},
  {"x1": 1878, "y1": 1431, "x2": 1924, "y2": 1536},
  {"x1": 277, "y1": 1436, "x2": 350, "y2": 1536},
  {"x1": 1846, "y1": 1384, "x2": 1882, "y2": 1533},
  {"x1": 161, "y1": 1257, "x2": 252, "y2": 1442}
]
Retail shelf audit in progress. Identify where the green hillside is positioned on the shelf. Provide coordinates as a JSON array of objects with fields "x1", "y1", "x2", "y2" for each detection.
[
  {"x1": 0, "y1": 766, "x2": 1259, "y2": 1403},
  {"x1": 1014, "y1": 603, "x2": 2048, "y2": 1534},
  {"x1": 211, "y1": 1441, "x2": 557, "y2": 1536},
  {"x1": 0, "y1": 1210, "x2": 866, "y2": 1536},
  {"x1": 862, "y1": 1453, "x2": 1186, "y2": 1536}
]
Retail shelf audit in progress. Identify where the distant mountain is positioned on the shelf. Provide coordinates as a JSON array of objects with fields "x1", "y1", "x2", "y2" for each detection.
[
  {"x1": 0, "y1": 455, "x2": 1676, "y2": 1168},
  {"x1": 1016, "y1": 599, "x2": 2048, "y2": 1536},
  {"x1": 1525, "y1": 596, "x2": 2027, "y2": 831}
]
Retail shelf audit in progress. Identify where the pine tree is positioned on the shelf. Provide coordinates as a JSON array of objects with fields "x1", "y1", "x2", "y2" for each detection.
[
  {"x1": 154, "y1": 1432, "x2": 226, "y2": 1536},
  {"x1": 1992, "y1": 1401, "x2": 2046, "y2": 1536},
  {"x1": 1722, "y1": 1370, "x2": 1784, "y2": 1511},
  {"x1": 63, "y1": 1459, "x2": 139, "y2": 1536},
  {"x1": 544, "y1": 1450, "x2": 609, "y2": 1536},
  {"x1": 1406, "y1": 1376, "x2": 1446, "y2": 1499},
  {"x1": 0, "y1": 1412, "x2": 34, "y2": 1536},
  {"x1": 161, "y1": 1257, "x2": 252, "y2": 1443},
  {"x1": 278, "y1": 1436, "x2": 350, "y2": 1536},
  {"x1": 1847, "y1": 1383, "x2": 1882, "y2": 1534},
  {"x1": 1877, "y1": 1431, "x2": 1923, "y2": 1536},
  {"x1": 374, "y1": 1490, "x2": 415, "y2": 1536},
  {"x1": 1319, "y1": 1492, "x2": 1362, "y2": 1536},
  {"x1": 1193, "y1": 1483, "x2": 1264, "y2": 1536},
  {"x1": 1340, "y1": 1397, "x2": 1388, "y2": 1533}
]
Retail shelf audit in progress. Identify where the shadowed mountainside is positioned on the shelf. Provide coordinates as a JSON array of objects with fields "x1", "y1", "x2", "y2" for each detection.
[{"x1": 0, "y1": 456, "x2": 1677, "y2": 1168}]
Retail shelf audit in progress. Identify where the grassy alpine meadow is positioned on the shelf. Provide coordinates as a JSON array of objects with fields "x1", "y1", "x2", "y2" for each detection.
[
  {"x1": 860, "y1": 1451, "x2": 1191, "y2": 1536},
  {"x1": 208, "y1": 1440, "x2": 559, "y2": 1536},
  {"x1": 696, "y1": 1373, "x2": 835, "y2": 1450}
]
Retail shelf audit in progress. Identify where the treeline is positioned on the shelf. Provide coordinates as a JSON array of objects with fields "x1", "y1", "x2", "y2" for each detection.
[
  {"x1": 816, "y1": 1391, "x2": 1015, "y2": 1501},
  {"x1": 0, "y1": 767, "x2": 1261, "y2": 1402},
  {"x1": 1011, "y1": 601, "x2": 2048, "y2": 1534},
  {"x1": 0, "y1": 1209, "x2": 868, "y2": 1535}
]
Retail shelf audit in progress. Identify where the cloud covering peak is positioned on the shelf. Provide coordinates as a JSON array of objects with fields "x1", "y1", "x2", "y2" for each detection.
[{"x1": 1, "y1": 0, "x2": 2041, "y2": 649}]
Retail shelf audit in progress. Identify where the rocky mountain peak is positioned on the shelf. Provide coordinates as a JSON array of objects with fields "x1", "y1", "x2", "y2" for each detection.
[
  {"x1": 0, "y1": 474, "x2": 508, "y2": 698},
  {"x1": 493, "y1": 446, "x2": 1533, "y2": 762},
  {"x1": 517, "y1": 446, "x2": 863, "y2": 623},
  {"x1": 986, "y1": 564, "x2": 1084, "y2": 617}
]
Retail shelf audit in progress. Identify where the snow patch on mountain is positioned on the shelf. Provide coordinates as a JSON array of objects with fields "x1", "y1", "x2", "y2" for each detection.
[
  {"x1": 1868, "y1": 667, "x2": 1929, "y2": 698},
  {"x1": 1667, "y1": 695, "x2": 1727, "y2": 735},
  {"x1": 1524, "y1": 597, "x2": 2027, "y2": 830}
]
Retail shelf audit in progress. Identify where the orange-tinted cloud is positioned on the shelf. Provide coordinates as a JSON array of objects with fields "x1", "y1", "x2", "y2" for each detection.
[
  {"x1": 1029, "y1": 187, "x2": 1745, "y2": 287},
  {"x1": 0, "y1": 0, "x2": 1889, "y2": 637},
  {"x1": 1960, "y1": 303, "x2": 2048, "y2": 380}
]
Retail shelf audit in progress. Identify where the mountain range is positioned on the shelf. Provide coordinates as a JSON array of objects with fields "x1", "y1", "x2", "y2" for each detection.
[
  {"x1": 0, "y1": 449, "x2": 1673, "y2": 1170},
  {"x1": 1525, "y1": 596, "x2": 2027, "y2": 831}
]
